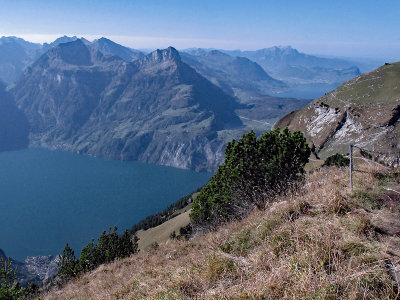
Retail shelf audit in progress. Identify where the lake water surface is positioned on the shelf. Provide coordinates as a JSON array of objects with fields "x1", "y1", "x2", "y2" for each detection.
[{"x1": 0, "y1": 148, "x2": 211, "y2": 260}]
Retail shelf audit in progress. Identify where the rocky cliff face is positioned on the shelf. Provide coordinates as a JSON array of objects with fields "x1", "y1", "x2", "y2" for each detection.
[
  {"x1": 273, "y1": 62, "x2": 400, "y2": 164},
  {"x1": 12, "y1": 40, "x2": 244, "y2": 171}
]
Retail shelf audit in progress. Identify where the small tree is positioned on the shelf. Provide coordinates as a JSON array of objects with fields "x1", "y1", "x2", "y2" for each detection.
[
  {"x1": 0, "y1": 257, "x2": 25, "y2": 300},
  {"x1": 95, "y1": 230, "x2": 108, "y2": 265},
  {"x1": 76, "y1": 239, "x2": 97, "y2": 273},
  {"x1": 58, "y1": 243, "x2": 77, "y2": 280},
  {"x1": 96, "y1": 227, "x2": 119, "y2": 264},
  {"x1": 117, "y1": 230, "x2": 138, "y2": 259}
]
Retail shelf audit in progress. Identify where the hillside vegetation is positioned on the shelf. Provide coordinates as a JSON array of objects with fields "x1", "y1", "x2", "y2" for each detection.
[{"x1": 44, "y1": 162, "x2": 400, "y2": 299}]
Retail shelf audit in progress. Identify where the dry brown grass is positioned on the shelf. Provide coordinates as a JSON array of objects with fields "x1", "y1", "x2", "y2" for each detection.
[{"x1": 44, "y1": 165, "x2": 400, "y2": 299}]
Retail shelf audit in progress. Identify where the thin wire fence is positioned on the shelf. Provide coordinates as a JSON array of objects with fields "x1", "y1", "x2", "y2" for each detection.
[{"x1": 349, "y1": 144, "x2": 400, "y2": 190}]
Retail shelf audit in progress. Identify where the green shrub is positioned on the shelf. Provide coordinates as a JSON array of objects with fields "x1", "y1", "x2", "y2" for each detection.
[
  {"x1": 190, "y1": 128, "x2": 310, "y2": 225},
  {"x1": 352, "y1": 190, "x2": 383, "y2": 211},
  {"x1": 323, "y1": 153, "x2": 350, "y2": 167}
]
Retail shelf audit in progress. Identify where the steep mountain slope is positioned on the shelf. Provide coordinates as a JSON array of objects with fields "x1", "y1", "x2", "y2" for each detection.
[
  {"x1": 181, "y1": 49, "x2": 287, "y2": 98},
  {"x1": 12, "y1": 40, "x2": 244, "y2": 171},
  {"x1": 274, "y1": 62, "x2": 400, "y2": 163},
  {"x1": 0, "y1": 36, "x2": 42, "y2": 84},
  {"x1": 0, "y1": 81, "x2": 29, "y2": 151}
]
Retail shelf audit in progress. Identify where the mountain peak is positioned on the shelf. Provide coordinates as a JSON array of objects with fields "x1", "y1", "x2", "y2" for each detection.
[
  {"x1": 260, "y1": 45, "x2": 299, "y2": 56},
  {"x1": 48, "y1": 39, "x2": 92, "y2": 66},
  {"x1": 97, "y1": 37, "x2": 112, "y2": 43},
  {"x1": 152, "y1": 47, "x2": 180, "y2": 62},
  {"x1": 90, "y1": 37, "x2": 144, "y2": 61},
  {"x1": 45, "y1": 35, "x2": 79, "y2": 48}
]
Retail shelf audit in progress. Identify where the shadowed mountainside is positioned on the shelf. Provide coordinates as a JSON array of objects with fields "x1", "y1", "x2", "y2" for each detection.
[{"x1": 0, "y1": 81, "x2": 29, "y2": 151}]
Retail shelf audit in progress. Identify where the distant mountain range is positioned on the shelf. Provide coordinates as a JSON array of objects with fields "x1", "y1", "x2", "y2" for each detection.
[
  {"x1": 274, "y1": 62, "x2": 400, "y2": 163},
  {"x1": 0, "y1": 36, "x2": 317, "y2": 171},
  {"x1": 1, "y1": 35, "x2": 372, "y2": 98},
  {"x1": 219, "y1": 46, "x2": 362, "y2": 98},
  {"x1": 0, "y1": 35, "x2": 384, "y2": 170},
  {"x1": 223, "y1": 46, "x2": 359, "y2": 83}
]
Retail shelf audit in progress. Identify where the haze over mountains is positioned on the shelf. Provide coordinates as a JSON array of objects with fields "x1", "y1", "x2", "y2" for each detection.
[
  {"x1": 0, "y1": 35, "x2": 379, "y2": 171},
  {"x1": 180, "y1": 49, "x2": 287, "y2": 99},
  {"x1": 220, "y1": 47, "x2": 362, "y2": 98},
  {"x1": 223, "y1": 46, "x2": 360, "y2": 84}
]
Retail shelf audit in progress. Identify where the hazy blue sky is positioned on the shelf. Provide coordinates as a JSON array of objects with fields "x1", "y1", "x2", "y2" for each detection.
[{"x1": 0, "y1": 0, "x2": 399, "y2": 59}]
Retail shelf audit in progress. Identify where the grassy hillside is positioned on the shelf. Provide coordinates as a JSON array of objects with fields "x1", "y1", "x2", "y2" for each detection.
[
  {"x1": 136, "y1": 209, "x2": 191, "y2": 251},
  {"x1": 44, "y1": 162, "x2": 400, "y2": 299},
  {"x1": 273, "y1": 62, "x2": 400, "y2": 161},
  {"x1": 330, "y1": 62, "x2": 400, "y2": 106}
]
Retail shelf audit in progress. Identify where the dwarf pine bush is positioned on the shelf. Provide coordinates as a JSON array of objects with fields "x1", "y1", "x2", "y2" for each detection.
[{"x1": 190, "y1": 128, "x2": 310, "y2": 225}]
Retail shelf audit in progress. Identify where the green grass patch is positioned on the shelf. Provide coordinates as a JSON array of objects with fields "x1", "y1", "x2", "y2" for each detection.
[
  {"x1": 352, "y1": 190, "x2": 384, "y2": 211},
  {"x1": 220, "y1": 228, "x2": 256, "y2": 256},
  {"x1": 341, "y1": 241, "x2": 370, "y2": 257}
]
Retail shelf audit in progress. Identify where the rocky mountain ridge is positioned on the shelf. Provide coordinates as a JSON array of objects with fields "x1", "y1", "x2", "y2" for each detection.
[{"x1": 273, "y1": 62, "x2": 400, "y2": 164}]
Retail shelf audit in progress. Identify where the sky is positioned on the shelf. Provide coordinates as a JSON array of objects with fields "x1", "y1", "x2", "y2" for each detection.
[{"x1": 0, "y1": 0, "x2": 399, "y2": 60}]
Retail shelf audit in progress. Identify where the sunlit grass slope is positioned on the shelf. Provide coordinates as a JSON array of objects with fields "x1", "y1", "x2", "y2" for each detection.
[{"x1": 45, "y1": 164, "x2": 400, "y2": 299}]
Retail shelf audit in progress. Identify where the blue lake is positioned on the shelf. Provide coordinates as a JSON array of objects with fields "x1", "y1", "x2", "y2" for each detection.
[{"x1": 0, "y1": 148, "x2": 211, "y2": 260}]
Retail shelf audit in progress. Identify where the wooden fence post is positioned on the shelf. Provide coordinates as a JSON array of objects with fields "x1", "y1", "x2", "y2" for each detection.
[{"x1": 350, "y1": 144, "x2": 353, "y2": 191}]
